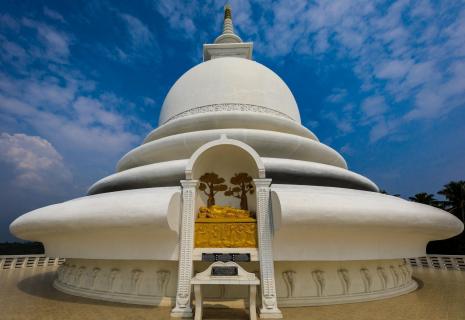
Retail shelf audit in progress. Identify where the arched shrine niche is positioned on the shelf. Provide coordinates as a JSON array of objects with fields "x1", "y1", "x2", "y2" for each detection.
[{"x1": 187, "y1": 140, "x2": 264, "y2": 248}]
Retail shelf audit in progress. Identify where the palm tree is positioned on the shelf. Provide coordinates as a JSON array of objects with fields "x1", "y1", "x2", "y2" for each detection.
[
  {"x1": 379, "y1": 189, "x2": 400, "y2": 197},
  {"x1": 438, "y1": 181, "x2": 465, "y2": 223},
  {"x1": 409, "y1": 192, "x2": 440, "y2": 207}
]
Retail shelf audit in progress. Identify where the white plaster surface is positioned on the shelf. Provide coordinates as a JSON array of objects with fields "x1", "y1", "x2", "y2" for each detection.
[
  {"x1": 158, "y1": 57, "x2": 301, "y2": 124},
  {"x1": 144, "y1": 112, "x2": 317, "y2": 143},
  {"x1": 117, "y1": 129, "x2": 347, "y2": 172},
  {"x1": 89, "y1": 158, "x2": 378, "y2": 195},
  {"x1": 10, "y1": 188, "x2": 181, "y2": 260},
  {"x1": 10, "y1": 182, "x2": 463, "y2": 262},
  {"x1": 271, "y1": 185, "x2": 464, "y2": 261}
]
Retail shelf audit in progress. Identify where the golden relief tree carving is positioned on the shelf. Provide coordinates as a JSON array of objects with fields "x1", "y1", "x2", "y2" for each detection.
[
  {"x1": 198, "y1": 172, "x2": 228, "y2": 207},
  {"x1": 224, "y1": 173, "x2": 255, "y2": 210}
]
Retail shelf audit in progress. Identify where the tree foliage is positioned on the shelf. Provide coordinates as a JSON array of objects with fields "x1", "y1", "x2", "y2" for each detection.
[
  {"x1": 438, "y1": 181, "x2": 465, "y2": 223},
  {"x1": 224, "y1": 172, "x2": 254, "y2": 210},
  {"x1": 199, "y1": 172, "x2": 228, "y2": 207},
  {"x1": 406, "y1": 180, "x2": 465, "y2": 255},
  {"x1": 408, "y1": 192, "x2": 440, "y2": 207}
]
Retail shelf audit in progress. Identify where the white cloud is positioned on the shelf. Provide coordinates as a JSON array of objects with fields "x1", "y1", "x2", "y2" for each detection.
[
  {"x1": 375, "y1": 59, "x2": 413, "y2": 80},
  {"x1": 21, "y1": 18, "x2": 71, "y2": 61},
  {"x1": 404, "y1": 61, "x2": 436, "y2": 89},
  {"x1": 0, "y1": 79, "x2": 140, "y2": 159},
  {"x1": 369, "y1": 120, "x2": 389, "y2": 143},
  {"x1": 220, "y1": 0, "x2": 465, "y2": 141},
  {"x1": 0, "y1": 14, "x2": 20, "y2": 31},
  {"x1": 361, "y1": 96, "x2": 388, "y2": 119},
  {"x1": 326, "y1": 89, "x2": 348, "y2": 104},
  {"x1": 104, "y1": 12, "x2": 161, "y2": 63},
  {"x1": 43, "y1": 7, "x2": 65, "y2": 23},
  {"x1": 155, "y1": 1, "x2": 198, "y2": 36},
  {"x1": 120, "y1": 14, "x2": 154, "y2": 47},
  {"x1": 0, "y1": 133, "x2": 72, "y2": 193},
  {"x1": 340, "y1": 143, "x2": 354, "y2": 156},
  {"x1": 143, "y1": 97, "x2": 156, "y2": 106},
  {"x1": 0, "y1": 16, "x2": 147, "y2": 167},
  {"x1": 0, "y1": 36, "x2": 28, "y2": 68},
  {"x1": 74, "y1": 96, "x2": 125, "y2": 129}
]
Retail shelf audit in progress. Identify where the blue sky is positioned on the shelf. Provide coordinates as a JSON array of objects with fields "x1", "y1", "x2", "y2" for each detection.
[{"x1": 1, "y1": 0, "x2": 464, "y2": 241}]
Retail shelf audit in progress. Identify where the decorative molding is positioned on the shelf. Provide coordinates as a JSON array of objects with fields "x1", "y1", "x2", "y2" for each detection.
[
  {"x1": 399, "y1": 262, "x2": 411, "y2": 285},
  {"x1": 282, "y1": 270, "x2": 296, "y2": 298},
  {"x1": 390, "y1": 265, "x2": 400, "y2": 287},
  {"x1": 157, "y1": 270, "x2": 170, "y2": 296},
  {"x1": 90, "y1": 267, "x2": 100, "y2": 289},
  {"x1": 131, "y1": 269, "x2": 143, "y2": 294},
  {"x1": 109, "y1": 268, "x2": 120, "y2": 292},
  {"x1": 311, "y1": 270, "x2": 326, "y2": 297},
  {"x1": 54, "y1": 258, "x2": 417, "y2": 307},
  {"x1": 377, "y1": 267, "x2": 387, "y2": 290},
  {"x1": 337, "y1": 269, "x2": 350, "y2": 295},
  {"x1": 405, "y1": 262, "x2": 413, "y2": 279},
  {"x1": 76, "y1": 266, "x2": 86, "y2": 287},
  {"x1": 165, "y1": 103, "x2": 295, "y2": 124},
  {"x1": 360, "y1": 268, "x2": 372, "y2": 293}
]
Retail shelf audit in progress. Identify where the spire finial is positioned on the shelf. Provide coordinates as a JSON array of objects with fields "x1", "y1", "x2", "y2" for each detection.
[
  {"x1": 224, "y1": 3, "x2": 232, "y2": 20},
  {"x1": 203, "y1": 3, "x2": 253, "y2": 61},
  {"x1": 215, "y1": 4, "x2": 242, "y2": 44}
]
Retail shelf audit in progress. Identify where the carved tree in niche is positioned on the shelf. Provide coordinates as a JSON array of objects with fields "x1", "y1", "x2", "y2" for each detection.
[
  {"x1": 199, "y1": 172, "x2": 228, "y2": 207},
  {"x1": 225, "y1": 173, "x2": 254, "y2": 210}
]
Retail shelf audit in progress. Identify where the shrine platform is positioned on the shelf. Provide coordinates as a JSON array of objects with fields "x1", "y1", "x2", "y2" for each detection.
[{"x1": 1, "y1": 264, "x2": 464, "y2": 320}]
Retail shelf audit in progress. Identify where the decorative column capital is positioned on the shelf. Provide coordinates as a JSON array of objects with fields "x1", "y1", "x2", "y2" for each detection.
[
  {"x1": 181, "y1": 179, "x2": 199, "y2": 188},
  {"x1": 253, "y1": 178, "x2": 272, "y2": 188}
]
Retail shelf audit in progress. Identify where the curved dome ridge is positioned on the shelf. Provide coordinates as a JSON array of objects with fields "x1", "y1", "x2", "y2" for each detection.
[{"x1": 159, "y1": 57, "x2": 301, "y2": 125}]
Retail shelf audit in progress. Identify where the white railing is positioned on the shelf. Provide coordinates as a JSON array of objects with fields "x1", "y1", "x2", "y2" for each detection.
[
  {"x1": 0, "y1": 255, "x2": 65, "y2": 270},
  {"x1": 2, "y1": 254, "x2": 464, "y2": 271},
  {"x1": 407, "y1": 255, "x2": 465, "y2": 271}
]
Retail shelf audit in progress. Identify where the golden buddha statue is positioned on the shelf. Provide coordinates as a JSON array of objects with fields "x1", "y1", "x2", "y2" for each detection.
[
  {"x1": 195, "y1": 205, "x2": 257, "y2": 248},
  {"x1": 198, "y1": 205, "x2": 252, "y2": 219}
]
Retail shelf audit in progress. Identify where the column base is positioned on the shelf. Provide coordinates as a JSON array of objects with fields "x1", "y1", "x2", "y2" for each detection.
[
  {"x1": 170, "y1": 307, "x2": 193, "y2": 318},
  {"x1": 259, "y1": 308, "x2": 283, "y2": 319}
]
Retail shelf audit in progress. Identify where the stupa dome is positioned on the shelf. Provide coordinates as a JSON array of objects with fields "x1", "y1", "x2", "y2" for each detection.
[
  {"x1": 8, "y1": 4, "x2": 464, "y2": 315},
  {"x1": 158, "y1": 57, "x2": 301, "y2": 124}
]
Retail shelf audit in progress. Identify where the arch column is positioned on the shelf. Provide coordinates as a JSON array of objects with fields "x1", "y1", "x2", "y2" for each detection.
[
  {"x1": 171, "y1": 179, "x2": 198, "y2": 318},
  {"x1": 254, "y1": 179, "x2": 282, "y2": 318}
]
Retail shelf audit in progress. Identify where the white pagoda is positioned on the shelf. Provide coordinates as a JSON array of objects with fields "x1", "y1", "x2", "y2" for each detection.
[{"x1": 10, "y1": 5, "x2": 463, "y2": 319}]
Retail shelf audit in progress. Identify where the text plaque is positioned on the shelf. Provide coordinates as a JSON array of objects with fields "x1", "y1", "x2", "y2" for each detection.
[
  {"x1": 211, "y1": 266, "x2": 238, "y2": 276},
  {"x1": 202, "y1": 253, "x2": 251, "y2": 262}
]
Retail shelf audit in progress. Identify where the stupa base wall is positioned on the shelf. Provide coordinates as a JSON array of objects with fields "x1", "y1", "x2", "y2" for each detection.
[{"x1": 54, "y1": 259, "x2": 417, "y2": 307}]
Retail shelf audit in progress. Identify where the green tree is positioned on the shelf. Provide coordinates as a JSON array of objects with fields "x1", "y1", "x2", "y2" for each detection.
[
  {"x1": 408, "y1": 192, "x2": 440, "y2": 207},
  {"x1": 198, "y1": 173, "x2": 228, "y2": 207},
  {"x1": 438, "y1": 181, "x2": 465, "y2": 223},
  {"x1": 224, "y1": 173, "x2": 254, "y2": 210},
  {"x1": 379, "y1": 189, "x2": 400, "y2": 197}
]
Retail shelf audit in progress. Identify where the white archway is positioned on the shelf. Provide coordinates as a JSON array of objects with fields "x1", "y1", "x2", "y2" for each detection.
[{"x1": 185, "y1": 135, "x2": 265, "y2": 180}]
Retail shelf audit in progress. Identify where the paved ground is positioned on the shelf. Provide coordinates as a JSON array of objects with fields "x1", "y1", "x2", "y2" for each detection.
[{"x1": 1, "y1": 266, "x2": 464, "y2": 320}]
